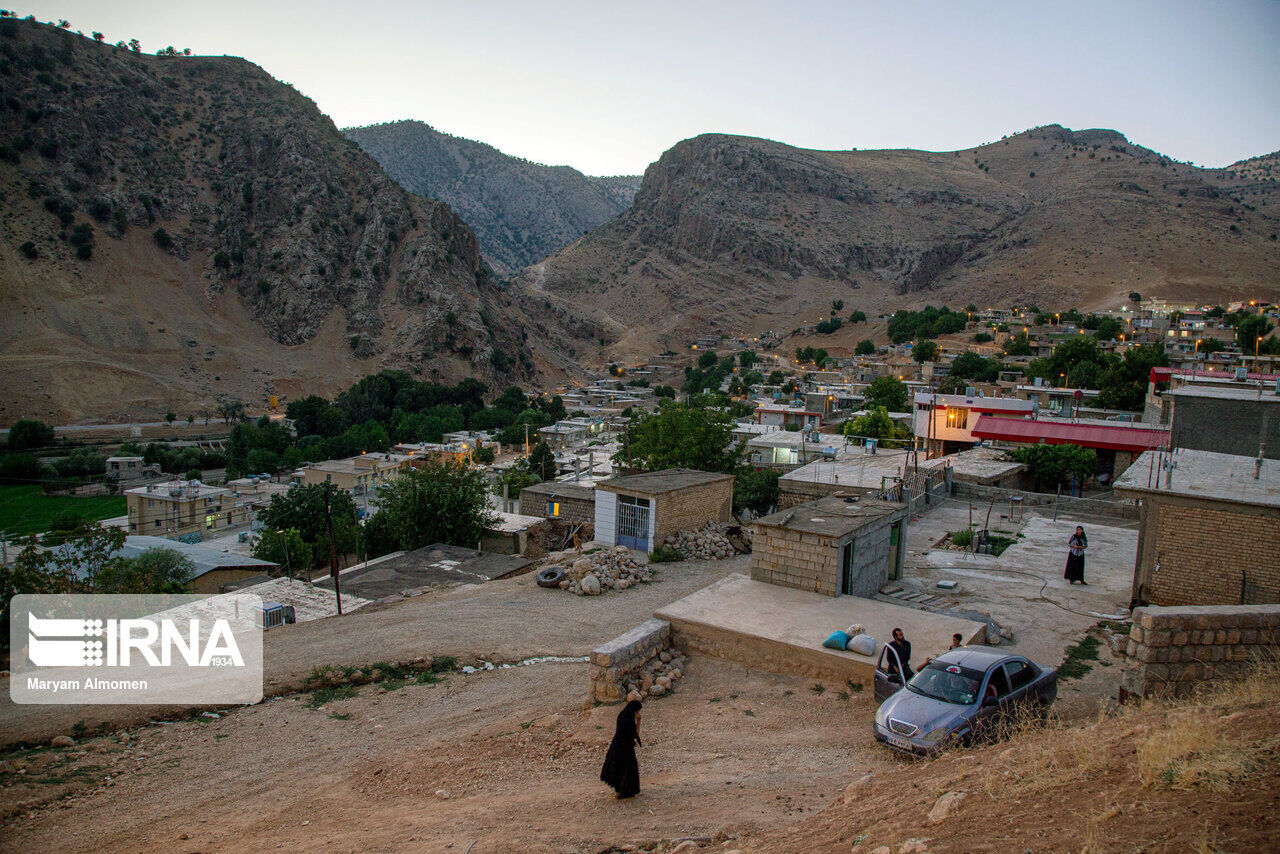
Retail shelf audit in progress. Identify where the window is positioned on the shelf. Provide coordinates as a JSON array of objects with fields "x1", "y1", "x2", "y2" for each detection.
[
  {"x1": 206, "y1": 514, "x2": 217, "y2": 529},
  {"x1": 548, "y1": 500, "x2": 561, "y2": 517},
  {"x1": 946, "y1": 408, "x2": 969, "y2": 430},
  {"x1": 129, "y1": 523, "x2": 136, "y2": 531},
  {"x1": 987, "y1": 667, "x2": 1011, "y2": 698},
  {"x1": 1006, "y1": 660, "x2": 1036, "y2": 690},
  {"x1": 154, "y1": 520, "x2": 162, "y2": 528}
]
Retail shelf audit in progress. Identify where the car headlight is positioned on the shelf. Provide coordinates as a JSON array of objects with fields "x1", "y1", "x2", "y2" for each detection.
[
  {"x1": 874, "y1": 705, "x2": 886, "y2": 728},
  {"x1": 920, "y1": 726, "x2": 952, "y2": 745}
]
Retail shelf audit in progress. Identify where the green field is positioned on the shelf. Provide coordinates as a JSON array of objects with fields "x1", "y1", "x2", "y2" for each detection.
[{"x1": 0, "y1": 484, "x2": 126, "y2": 538}]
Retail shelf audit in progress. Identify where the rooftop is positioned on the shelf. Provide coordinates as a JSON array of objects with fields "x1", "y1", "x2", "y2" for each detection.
[
  {"x1": 1114, "y1": 449, "x2": 1280, "y2": 509},
  {"x1": 754, "y1": 495, "x2": 906, "y2": 537},
  {"x1": 597, "y1": 467, "x2": 734, "y2": 494},
  {"x1": 779, "y1": 453, "x2": 916, "y2": 489},
  {"x1": 125, "y1": 479, "x2": 228, "y2": 500},
  {"x1": 519, "y1": 481, "x2": 595, "y2": 500},
  {"x1": 919, "y1": 446, "x2": 1025, "y2": 482},
  {"x1": 1167, "y1": 384, "x2": 1280, "y2": 404},
  {"x1": 117, "y1": 536, "x2": 277, "y2": 576}
]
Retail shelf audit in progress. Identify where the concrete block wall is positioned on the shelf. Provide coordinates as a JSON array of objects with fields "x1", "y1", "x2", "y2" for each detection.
[
  {"x1": 1143, "y1": 503, "x2": 1280, "y2": 606},
  {"x1": 518, "y1": 493, "x2": 595, "y2": 526},
  {"x1": 1120, "y1": 604, "x2": 1280, "y2": 699},
  {"x1": 589, "y1": 618, "x2": 671, "y2": 703},
  {"x1": 750, "y1": 526, "x2": 839, "y2": 595},
  {"x1": 654, "y1": 480, "x2": 733, "y2": 543},
  {"x1": 779, "y1": 480, "x2": 875, "y2": 509}
]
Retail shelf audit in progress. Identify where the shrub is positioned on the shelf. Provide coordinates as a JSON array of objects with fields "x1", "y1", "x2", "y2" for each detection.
[
  {"x1": 951, "y1": 527, "x2": 974, "y2": 548},
  {"x1": 649, "y1": 545, "x2": 684, "y2": 563},
  {"x1": 19, "y1": 241, "x2": 37, "y2": 259}
]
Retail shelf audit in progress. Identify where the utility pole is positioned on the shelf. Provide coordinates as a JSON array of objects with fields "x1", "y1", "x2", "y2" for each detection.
[
  {"x1": 324, "y1": 486, "x2": 342, "y2": 616},
  {"x1": 524, "y1": 423, "x2": 531, "y2": 457}
]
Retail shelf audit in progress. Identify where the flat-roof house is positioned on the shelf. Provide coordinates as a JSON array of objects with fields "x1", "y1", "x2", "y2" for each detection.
[
  {"x1": 913, "y1": 392, "x2": 1035, "y2": 458},
  {"x1": 1115, "y1": 449, "x2": 1280, "y2": 607},
  {"x1": 753, "y1": 404, "x2": 822, "y2": 430},
  {"x1": 126, "y1": 480, "x2": 247, "y2": 539},
  {"x1": 115, "y1": 535, "x2": 279, "y2": 594},
  {"x1": 594, "y1": 468, "x2": 734, "y2": 553},
  {"x1": 518, "y1": 481, "x2": 596, "y2": 526},
  {"x1": 301, "y1": 452, "x2": 411, "y2": 495},
  {"x1": 750, "y1": 495, "x2": 908, "y2": 597}
]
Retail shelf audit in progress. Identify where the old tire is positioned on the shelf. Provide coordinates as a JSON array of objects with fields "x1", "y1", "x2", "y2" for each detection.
[{"x1": 536, "y1": 567, "x2": 566, "y2": 589}]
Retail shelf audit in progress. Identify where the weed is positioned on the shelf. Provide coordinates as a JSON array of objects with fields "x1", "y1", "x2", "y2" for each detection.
[
  {"x1": 1059, "y1": 633, "x2": 1102, "y2": 681},
  {"x1": 836, "y1": 691, "x2": 850, "y2": 701},
  {"x1": 846, "y1": 680, "x2": 863, "y2": 694},
  {"x1": 70, "y1": 720, "x2": 86, "y2": 739},
  {"x1": 810, "y1": 683, "x2": 826, "y2": 695},
  {"x1": 329, "y1": 712, "x2": 352, "y2": 721},
  {"x1": 782, "y1": 690, "x2": 794, "y2": 697},
  {"x1": 709, "y1": 696, "x2": 722, "y2": 703},
  {"x1": 649, "y1": 544, "x2": 684, "y2": 563},
  {"x1": 306, "y1": 685, "x2": 358, "y2": 709},
  {"x1": 744, "y1": 709, "x2": 755, "y2": 717},
  {"x1": 214, "y1": 734, "x2": 229, "y2": 741}
]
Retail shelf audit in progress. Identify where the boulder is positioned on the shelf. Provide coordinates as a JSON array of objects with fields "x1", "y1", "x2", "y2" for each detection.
[
  {"x1": 926, "y1": 791, "x2": 965, "y2": 825},
  {"x1": 50, "y1": 735, "x2": 74, "y2": 748},
  {"x1": 580, "y1": 574, "x2": 601, "y2": 596}
]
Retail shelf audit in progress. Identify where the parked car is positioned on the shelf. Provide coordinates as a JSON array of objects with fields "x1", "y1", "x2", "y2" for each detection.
[{"x1": 872, "y1": 645, "x2": 1057, "y2": 756}]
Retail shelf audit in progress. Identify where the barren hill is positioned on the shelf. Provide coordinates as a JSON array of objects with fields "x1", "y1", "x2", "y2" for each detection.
[
  {"x1": 0, "y1": 19, "x2": 542, "y2": 423},
  {"x1": 344, "y1": 120, "x2": 641, "y2": 276},
  {"x1": 520, "y1": 127, "x2": 1280, "y2": 364}
]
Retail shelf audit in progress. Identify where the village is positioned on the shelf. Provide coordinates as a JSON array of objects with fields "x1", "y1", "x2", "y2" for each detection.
[{"x1": 2, "y1": 297, "x2": 1279, "y2": 853}]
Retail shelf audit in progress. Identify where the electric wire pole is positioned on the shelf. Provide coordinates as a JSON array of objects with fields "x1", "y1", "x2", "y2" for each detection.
[{"x1": 324, "y1": 485, "x2": 342, "y2": 616}]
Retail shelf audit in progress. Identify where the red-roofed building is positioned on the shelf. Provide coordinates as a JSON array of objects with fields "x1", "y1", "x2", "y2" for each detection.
[{"x1": 970, "y1": 415, "x2": 1169, "y2": 481}]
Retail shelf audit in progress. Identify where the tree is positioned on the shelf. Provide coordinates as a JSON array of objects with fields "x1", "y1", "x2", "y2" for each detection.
[
  {"x1": 527, "y1": 440, "x2": 557, "y2": 481},
  {"x1": 493, "y1": 459, "x2": 540, "y2": 500},
  {"x1": 855, "y1": 339, "x2": 876, "y2": 356},
  {"x1": 1235, "y1": 314, "x2": 1272, "y2": 352},
  {"x1": 937, "y1": 375, "x2": 968, "y2": 394},
  {"x1": 697, "y1": 350, "x2": 718, "y2": 370},
  {"x1": 848, "y1": 310, "x2": 867, "y2": 323},
  {"x1": 253, "y1": 528, "x2": 312, "y2": 580},
  {"x1": 653, "y1": 385, "x2": 676, "y2": 399},
  {"x1": 1007, "y1": 444, "x2": 1098, "y2": 491},
  {"x1": 733, "y1": 468, "x2": 780, "y2": 517},
  {"x1": 92, "y1": 31, "x2": 104, "y2": 42},
  {"x1": 257, "y1": 483, "x2": 359, "y2": 566},
  {"x1": 217, "y1": 398, "x2": 247, "y2": 424},
  {"x1": 1093, "y1": 316, "x2": 1123, "y2": 341},
  {"x1": 165, "y1": 410, "x2": 176, "y2": 427},
  {"x1": 128, "y1": 38, "x2": 141, "y2": 53},
  {"x1": 618, "y1": 402, "x2": 740, "y2": 474},
  {"x1": 1002, "y1": 332, "x2": 1034, "y2": 356},
  {"x1": 7, "y1": 418, "x2": 55, "y2": 450},
  {"x1": 913, "y1": 341, "x2": 939, "y2": 363},
  {"x1": 97, "y1": 547, "x2": 194, "y2": 594},
  {"x1": 863, "y1": 376, "x2": 909, "y2": 412},
  {"x1": 738, "y1": 351, "x2": 758, "y2": 369},
  {"x1": 374, "y1": 462, "x2": 497, "y2": 552},
  {"x1": 1, "y1": 537, "x2": 62, "y2": 603},
  {"x1": 949, "y1": 351, "x2": 999, "y2": 381},
  {"x1": 187, "y1": 414, "x2": 195, "y2": 426},
  {"x1": 1096, "y1": 344, "x2": 1168, "y2": 411},
  {"x1": 832, "y1": 299, "x2": 844, "y2": 312},
  {"x1": 842, "y1": 406, "x2": 911, "y2": 446}
]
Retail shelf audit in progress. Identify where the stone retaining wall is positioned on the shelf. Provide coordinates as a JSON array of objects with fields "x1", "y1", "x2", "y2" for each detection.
[
  {"x1": 1119, "y1": 603, "x2": 1280, "y2": 700},
  {"x1": 588, "y1": 618, "x2": 670, "y2": 703}
]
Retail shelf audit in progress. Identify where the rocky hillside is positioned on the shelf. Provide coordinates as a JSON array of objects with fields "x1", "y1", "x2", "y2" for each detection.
[
  {"x1": 344, "y1": 120, "x2": 641, "y2": 276},
  {"x1": 520, "y1": 127, "x2": 1280, "y2": 363},
  {"x1": 0, "y1": 19, "x2": 543, "y2": 423}
]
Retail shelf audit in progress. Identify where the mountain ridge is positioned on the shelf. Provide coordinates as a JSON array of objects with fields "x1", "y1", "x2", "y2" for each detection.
[{"x1": 343, "y1": 119, "x2": 640, "y2": 275}]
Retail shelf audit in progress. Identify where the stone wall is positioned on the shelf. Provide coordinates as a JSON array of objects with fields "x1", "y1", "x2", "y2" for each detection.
[
  {"x1": 588, "y1": 618, "x2": 671, "y2": 703},
  {"x1": 1119, "y1": 603, "x2": 1280, "y2": 700},
  {"x1": 654, "y1": 479, "x2": 733, "y2": 544}
]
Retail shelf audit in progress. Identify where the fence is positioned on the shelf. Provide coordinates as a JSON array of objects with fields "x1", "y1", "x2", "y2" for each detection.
[{"x1": 949, "y1": 482, "x2": 1139, "y2": 521}]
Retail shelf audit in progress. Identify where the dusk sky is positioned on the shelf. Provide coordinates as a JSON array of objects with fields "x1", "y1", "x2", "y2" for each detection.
[{"x1": 21, "y1": 0, "x2": 1280, "y2": 176}]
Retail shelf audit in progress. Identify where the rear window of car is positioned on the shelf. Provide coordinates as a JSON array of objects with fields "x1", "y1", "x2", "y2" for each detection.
[{"x1": 907, "y1": 662, "x2": 986, "y2": 705}]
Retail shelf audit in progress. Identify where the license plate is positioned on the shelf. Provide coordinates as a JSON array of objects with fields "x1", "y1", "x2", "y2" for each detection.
[{"x1": 886, "y1": 734, "x2": 914, "y2": 752}]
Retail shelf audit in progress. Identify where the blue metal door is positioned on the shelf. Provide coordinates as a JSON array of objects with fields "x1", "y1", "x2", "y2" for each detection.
[{"x1": 616, "y1": 495, "x2": 650, "y2": 551}]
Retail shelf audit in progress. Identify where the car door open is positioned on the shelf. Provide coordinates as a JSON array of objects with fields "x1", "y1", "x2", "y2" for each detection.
[{"x1": 874, "y1": 643, "x2": 906, "y2": 702}]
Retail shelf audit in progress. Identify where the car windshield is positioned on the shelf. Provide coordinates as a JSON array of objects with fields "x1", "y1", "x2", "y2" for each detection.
[{"x1": 906, "y1": 662, "x2": 984, "y2": 705}]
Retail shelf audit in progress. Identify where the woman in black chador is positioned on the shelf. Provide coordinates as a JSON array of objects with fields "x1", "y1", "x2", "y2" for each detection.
[
  {"x1": 1065, "y1": 526, "x2": 1088, "y2": 584},
  {"x1": 600, "y1": 699, "x2": 642, "y2": 799}
]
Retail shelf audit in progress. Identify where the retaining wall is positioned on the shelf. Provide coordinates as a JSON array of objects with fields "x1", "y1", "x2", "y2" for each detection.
[
  {"x1": 1119, "y1": 603, "x2": 1280, "y2": 700},
  {"x1": 951, "y1": 482, "x2": 1140, "y2": 521},
  {"x1": 588, "y1": 618, "x2": 670, "y2": 703}
]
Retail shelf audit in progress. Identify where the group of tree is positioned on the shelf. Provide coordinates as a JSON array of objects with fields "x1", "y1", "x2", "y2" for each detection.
[
  {"x1": 862, "y1": 376, "x2": 910, "y2": 412},
  {"x1": 794, "y1": 346, "x2": 830, "y2": 367},
  {"x1": 1, "y1": 521, "x2": 194, "y2": 600},
  {"x1": 1025, "y1": 337, "x2": 1167, "y2": 410},
  {"x1": 1007, "y1": 444, "x2": 1098, "y2": 491},
  {"x1": 683, "y1": 350, "x2": 765, "y2": 397},
  {"x1": 887, "y1": 306, "x2": 969, "y2": 344},
  {"x1": 842, "y1": 406, "x2": 912, "y2": 447}
]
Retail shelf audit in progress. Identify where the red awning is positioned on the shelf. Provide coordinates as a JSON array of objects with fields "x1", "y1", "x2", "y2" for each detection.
[{"x1": 970, "y1": 415, "x2": 1169, "y2": 453}]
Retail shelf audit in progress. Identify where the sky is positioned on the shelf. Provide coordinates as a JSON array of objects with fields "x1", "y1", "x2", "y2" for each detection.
[{"x1": 19, "y1": 0, "x2": 1280, "y2": 176}]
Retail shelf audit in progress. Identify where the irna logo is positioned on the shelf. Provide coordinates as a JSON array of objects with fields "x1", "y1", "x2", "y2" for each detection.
[{"x1": 27, "y1": 612, "x2": 246, "y2": 668}]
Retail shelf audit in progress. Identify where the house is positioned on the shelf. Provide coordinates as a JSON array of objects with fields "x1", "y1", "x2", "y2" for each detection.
[
  {"x1": 912, "y1": 392, "x2": 1036, "y2": 457},
  {"x1": 518, "y1": 481, "x2": 596, "y2": 526},
  {"x1": 753, "y1": 403, "x2": 822, "y2": 430},
  {"x1": 114, "y1": 535, "x2": 279, "y2": 593},
  {"x1": 750, "y1": 495, "x2": 908, "y2": 597},
  {"x1": 1115, "y1": 449, "x2": 1280, "y2": 607},
  {"x1": 970, "y1": 415, "x2": 1170, "y2": 481},
  {"x1": 105, "y1": 456, "x2": 156, "y2": 481},
  {"x1": 593, "y1": 468, "x2": 735, "y2": 553},
  {"x1": 125, "y1": 480, "x2": 249, "y2": 539},
  {"x1": 776, "y1": 452, "x2": 949, "y2": 510},
  {"x1": 301, "y1": 452, "x2": 411, "y2": 495}
]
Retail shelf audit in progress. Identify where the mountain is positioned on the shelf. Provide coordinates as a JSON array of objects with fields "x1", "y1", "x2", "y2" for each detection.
[
  {"x1": 518, "y1": 127, "x2": 1280, "y2": 362},
  {"x1": 343, "y1": 120, "x2": 641, "y2": 276},
  {"x1": 0, "y1": 19, "x2": 542, "y2": 423}
]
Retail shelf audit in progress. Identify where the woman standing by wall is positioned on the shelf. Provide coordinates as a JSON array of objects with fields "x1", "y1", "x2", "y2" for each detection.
[{"x1": 1065, "y1": 526, "x2": 1088, "y2": 585}]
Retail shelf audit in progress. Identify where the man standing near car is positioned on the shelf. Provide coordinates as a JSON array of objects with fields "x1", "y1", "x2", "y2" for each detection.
[{"x1": 887, "y1": 627, "x2": 913, "y2": 680}]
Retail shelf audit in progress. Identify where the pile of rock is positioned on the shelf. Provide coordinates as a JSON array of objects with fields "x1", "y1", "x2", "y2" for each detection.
[
  {"x1": 665, "y1": 523, "x2": 748, "y2": 561},
  {"x1": 553, "y1": 546, "x2": 654, "y2": 596},
  {"x1": 621, "y1": 646, "x2": 685, "y2": 700}
]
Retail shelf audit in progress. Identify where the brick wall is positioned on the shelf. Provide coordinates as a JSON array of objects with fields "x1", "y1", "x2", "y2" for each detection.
[
  {"x1": 653, "y1": 479, "x2": 733, "y2": 544},
  {"x1": 518, "y1": 492, "x2": 595, "y2": 526},
  {"x1": 750, "y1": 518, "x2": 893, "y2": 597},
  {"x1": 1120, "y1": 604, "x2": 1280, "y2": 699},
  {"x1": 588, "y1": 619, "x2": 670, "y2": 703},
  {"x1": 1138, "y1": 501, "x2": 1280, "y2": 606}
]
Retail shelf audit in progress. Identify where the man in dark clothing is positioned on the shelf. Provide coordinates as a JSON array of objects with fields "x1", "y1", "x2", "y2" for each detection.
[
  {"x1": 600, "y1": 700, "x2": 642, "y2": 798},
  {"x1": 887, "y1": 627, "x2": 913, "y2": 682}
]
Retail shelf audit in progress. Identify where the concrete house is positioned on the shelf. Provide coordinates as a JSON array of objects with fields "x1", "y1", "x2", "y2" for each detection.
[
  {"x1": 1115, "y1": 449, "x2": 1280, "y2": 608},
  {"x1": 749, "y1": 495, "x2": 908, "y2": 597},
  {"x1": 518, "y1": 481, "x2": 596, "y2": 526},
  {"x1": 594, "y1": 468, "x2": 735, "y2": 553}
]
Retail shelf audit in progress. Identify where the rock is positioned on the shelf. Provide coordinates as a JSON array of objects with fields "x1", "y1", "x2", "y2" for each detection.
[
  {"x1": 671, "y1": 842, "x2": 699, "y2": 853},
  {"x1": 898, "y1": 840, "x2": 930, "y2": 854},
  {"x1": 434, "y1": 788, "x2": 451, "y2": 800},
  {"x1": 984, "y1": 623, "x2": 1002, "y2": 645},
  {"x1": 627, "y1": 690, "x2": 644, "y2": 703},
  {"x1": 660, "y1": 650, "x2": 673, "y2": 663},
  {"x1": 926, "y1": 791, "x2": 965, "y2": 825},
  {"x1": 581, "y1": 574, "x2": 602, "y2": 595},
  {"x1": 648, "y1": 682, "x2": 666, "y2": 697},
  {"x1": 841, "y1": 772, "x2": 875, "y2": 804},
  {"x1": 571, "y1": 558, "x2": 593, "y2": 580},
  {"x1": 669, "y1": 668, "x2": 682, "y2": 681},
  {"x1": 871, "y1": 848, "x2": 892, "y2": 854},
  {"x1": 50, "y1": 735, "x2": 75, "y2": 748},
  {"x1": 615, "y1": 545, "x2": 630, "y2": 554},
  {"x1": 558, "y1": 579, "x2": 570, "y2": 590}
]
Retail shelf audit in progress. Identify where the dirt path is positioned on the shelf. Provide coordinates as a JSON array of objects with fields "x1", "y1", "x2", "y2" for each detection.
[{"x1": 2, "y1": 657, "x2": 903, "y2": 853}]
